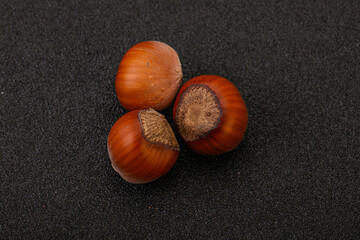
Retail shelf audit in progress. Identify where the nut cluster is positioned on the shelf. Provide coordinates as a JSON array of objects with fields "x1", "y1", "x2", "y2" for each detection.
[{"x1": 108, "y1": 41, "x2": 248, "y2": 184}]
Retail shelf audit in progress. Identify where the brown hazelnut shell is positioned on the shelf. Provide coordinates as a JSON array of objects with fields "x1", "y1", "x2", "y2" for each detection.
[
  {"x1": 115, "y1": 41, "x2": 182, "y2": 111},
  {"x1": 173, "y1": 75, "x2": 248, "y2": 155},
  {"x1": 107, "y1": 109, "x2": 179, "y2": 184}
]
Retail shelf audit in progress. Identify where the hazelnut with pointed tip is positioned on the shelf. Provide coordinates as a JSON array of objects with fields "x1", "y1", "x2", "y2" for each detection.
[{"x1": 115, "y1": 41, "x2": 183, "y2": 111}]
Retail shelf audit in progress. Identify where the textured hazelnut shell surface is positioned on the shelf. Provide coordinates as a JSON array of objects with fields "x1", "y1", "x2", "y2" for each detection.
[
  {"x1": 173, "y1": 75, "x2": 248, "y2": 155},
  {"x1": 107, "y1": 110, "x2": 179, "y2": 184},
  {"x1": 115, "y1": 41, "x2": 182, "y2": 111}
]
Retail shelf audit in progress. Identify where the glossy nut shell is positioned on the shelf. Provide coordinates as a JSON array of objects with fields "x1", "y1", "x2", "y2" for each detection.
[
  {"x1": 173, "y1": 75, "x2": 248, "y2": 155},
  {"x1": 107, "y1": 109, "x2": 180, "y2": 184},
  {"x1": 115, "y1": 41, "x2": 182, "y2": 111}
]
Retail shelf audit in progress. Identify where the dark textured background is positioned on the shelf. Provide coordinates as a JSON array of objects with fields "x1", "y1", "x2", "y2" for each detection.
[{"x1": 1, "y1": 0, "x2": 359, "y2": 239}]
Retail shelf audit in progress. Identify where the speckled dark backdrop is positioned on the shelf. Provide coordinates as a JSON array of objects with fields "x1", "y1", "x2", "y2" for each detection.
[{"x1": 1, "y1": 0, "x2": 359, "y2": 239}]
